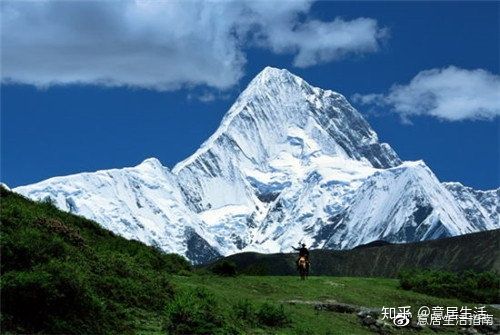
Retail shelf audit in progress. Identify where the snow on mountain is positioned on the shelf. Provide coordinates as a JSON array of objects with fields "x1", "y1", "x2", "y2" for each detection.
[
  {"x1": 14, "y1": 158, "x2": 220, "y2": 263},
  {"x1": 443, "y1": 182, "x2": 499, "y2": 230},
  {"x1": 172, "y1": 67, "x2": 401, "y2": 254},
  {"x1": 322, "y1": 161, "x2": 482, "y2": 250},
  {"x1": 12, "y1": 67, "x2": 499, "y2": 263}
]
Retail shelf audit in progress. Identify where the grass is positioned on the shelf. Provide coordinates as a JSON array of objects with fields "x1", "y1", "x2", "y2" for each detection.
[
  {"x1": 153, "y1": 274, "x2": 498, "y2": 335},
  {"x1": 2, "y1": 186, "x2": 498, "y2": 334},
  {"x1": 398, "y1": 268, "x2": 499, "y2": 303},
  {"x1": 0, "y1": 187, "x2": 191, "y2": 334}
]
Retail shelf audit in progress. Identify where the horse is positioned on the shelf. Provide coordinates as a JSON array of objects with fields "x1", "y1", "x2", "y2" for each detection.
[{"x1": 298, "y1": 256, "x2": 308, "y2": 280}]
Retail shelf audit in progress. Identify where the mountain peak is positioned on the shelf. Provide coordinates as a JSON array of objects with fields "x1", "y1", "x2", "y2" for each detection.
[
  {"x1": 248, "y1": 66, "x2": 303, "y2": 90},
  {"x1": 138, "y1": 157, "x2": 164, "y2": 170},
  {"x1": 12, "y1": 66, "x2": 498, "y2": 262},
  {"x1": 174, "y1": 66, "x2": 402, "y2": 177},
  {"x1": 255, "y1": 66, "x2": 292, "y2": 80}
]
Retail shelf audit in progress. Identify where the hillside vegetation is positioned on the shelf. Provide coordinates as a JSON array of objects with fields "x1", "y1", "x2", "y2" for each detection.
[
  {"x1": 398, "y1": 269, "x2": 499, "y2": 304},
  {"x1": 209, "y1": 228, "x2": 500, "y2": 278},
  {"x1": 0, "y1": 187, "x2": 190, "y2": 334},
  {"x1": 162, "y1": 275, "x2": 499, "y2": 335},
  {"x1": 2, "y1": 187, "x2": 498, "y2": 335}
]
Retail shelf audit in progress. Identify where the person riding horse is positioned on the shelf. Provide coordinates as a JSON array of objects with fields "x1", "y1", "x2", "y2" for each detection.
[{"x1": 292, "y1": 243, "x2": 310, "y2": 273}]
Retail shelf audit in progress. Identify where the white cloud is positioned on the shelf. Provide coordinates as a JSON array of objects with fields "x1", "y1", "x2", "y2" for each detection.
[
  {"x1": 263, "y1": 17, "x2": 387, "y2": 68},
  {"x1": 193, "y1": 92, "x2": 217, "y2": 103},
  {"x1": 353, "y1": 66, "x2": 500, "y2": 122},
  {"x1": 187, "y1": 91, "x2": 231, "y2": 103},
  {"x1": 0, "y1": 0, "x2": 386, "y2": 91}
]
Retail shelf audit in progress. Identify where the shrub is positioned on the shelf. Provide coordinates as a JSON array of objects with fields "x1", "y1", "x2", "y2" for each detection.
[
  {"x1": 256, "y1": 302, "x2": 290, "y2": 327},
  {"x1": 163, "y1": 287, "x2": 226, "y2": 335},
  {"x1": 398, "y1": 269, "x2": 500, "y2": 303},
  {"x1": 163, "y1": 253, "x2": 193, "y2": 273},
  {"x1": 163, "y1": 290, "x2": 292, "y2": 335},
  {"x1": 177, "y1": 269, "x2": 193, "y2": 277},
  {"x1": 1, "y1": 262, "x2": 105, "y2": 334},
  {"x1": 211, "y1": 260, "x2": 237, "y2": 277},
  {"x1": 241, "y1": 263, "x2": 268, "y2": 276},
  {"x1": 233, "y1": 299, "x2": 256, "y2": 324}
]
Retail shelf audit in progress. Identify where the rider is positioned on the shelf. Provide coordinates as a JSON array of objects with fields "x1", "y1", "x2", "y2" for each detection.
[{"x1": 292, "y1": 243, "x2": 310, "y2": 272}]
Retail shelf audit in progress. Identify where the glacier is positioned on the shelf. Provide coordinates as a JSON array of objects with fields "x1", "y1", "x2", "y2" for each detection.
[{"x1": 13, "y1": 67, "x2": 499, "y2": 263}]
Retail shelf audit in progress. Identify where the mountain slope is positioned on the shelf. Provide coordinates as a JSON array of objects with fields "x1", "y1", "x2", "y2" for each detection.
[
  {"x1": 171, "y1": 67, "x2": 403, "y2": 255},
  {"x1": 173, "y1": 67, "x2": 400, "y2": 213},
  {"x1": 14, "y1": 158, "x2": 220, "y2": 263},
  {"x1": 0, "y1": 186, "x2": 191, "y2": 334},
  {"x1": 13, "y1": 67, "x2": 499, "y2": 262},
  {"x1": 443, "y1": 182, "x2": 499, "y2": 230},
  {"x1": 322, "y1": 161, "x2": 479, "y2": 250},
  {"x1": 208, "y1": 228, "x2": 500, "y2": 278}
]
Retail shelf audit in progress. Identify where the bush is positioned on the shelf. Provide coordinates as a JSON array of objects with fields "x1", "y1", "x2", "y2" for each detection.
[
  {"x1": 163, "y1": 287, "x2": 226, "y2": 335},
  {"x1": 241, "y1": 263, "x2": 268, "y2": 276},
  {"x1": 211, "y1": 260, "x2": 237, "y2": 277},
  {"x1": 177, "y1": 269, "x2": 193, "y2": 277},
  {"x1": 256, "y1": 302, "x2": 290, "y2": 327},
  {"x1": 233, "y1": 299, "x2": 256, "y2": 324},
  {"x1": 163, "y1": 253, "x2": 193, "y2": 274},
  {"x1": 163, "y1": 290, "x2": 292, "y2": 334},
  {"x1": 1, "y1": 262, "x2": 105, "y2": 334},
  {"x1": 398, "y1": 269, "x2": 500, "y2": 303}
]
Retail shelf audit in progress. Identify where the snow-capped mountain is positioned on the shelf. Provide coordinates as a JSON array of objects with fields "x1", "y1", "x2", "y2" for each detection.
[
  {"x1": 442, "y1": 182, "x2": 498, "y2": 231},
  {"x1": 322, "y1": 161, "x2": 489, "y2": 250},
  {"x1": 13, "y1": 67, "x2": 499, "y2": 263},
  {"x1": 14, "y1": 158, "x2": 220, "y2": 263}
]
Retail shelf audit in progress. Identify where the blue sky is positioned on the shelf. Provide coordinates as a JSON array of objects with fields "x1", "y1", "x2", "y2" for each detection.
[{"x1": 1, "y1": 1, "x2": 499, "y2": 190}]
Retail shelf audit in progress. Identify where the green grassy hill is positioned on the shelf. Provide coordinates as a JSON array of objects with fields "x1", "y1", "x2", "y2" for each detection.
[
  {"x1": 207, "y1": 229, "x2": 500, "y2": 277},
  {"x1": 2, "y1": 187, "x2": 498, "y2": 335},
  {"x1": 0, "y1": 187, "x2": 190, "y2": 334},
  {"x1": 163, "y1": 275, "x2": 499, "y2": 335}
]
